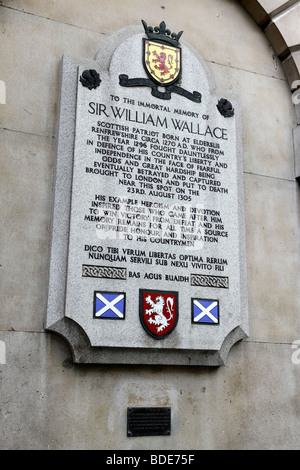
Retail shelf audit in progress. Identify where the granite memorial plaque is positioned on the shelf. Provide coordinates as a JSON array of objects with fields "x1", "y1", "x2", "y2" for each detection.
[{"x1": 46, "y1": 21, "x2": 248, "y2": 365}]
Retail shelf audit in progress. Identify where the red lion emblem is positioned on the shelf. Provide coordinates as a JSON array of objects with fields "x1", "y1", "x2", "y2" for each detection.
[{"x1": 152, "y1": 50, "x2": 174, "y2": 75}]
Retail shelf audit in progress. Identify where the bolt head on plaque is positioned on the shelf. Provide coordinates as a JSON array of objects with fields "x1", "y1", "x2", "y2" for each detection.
[{"x1": 139, "y1": 289, "x2": 178, "y2": 339}]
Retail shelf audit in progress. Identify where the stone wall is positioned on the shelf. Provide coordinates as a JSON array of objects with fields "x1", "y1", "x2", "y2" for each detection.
[{"x1": 0, "y1": 0, "x2": 299, "y2": 449}]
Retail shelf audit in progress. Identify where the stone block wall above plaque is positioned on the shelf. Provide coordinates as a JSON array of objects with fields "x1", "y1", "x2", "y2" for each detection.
[{"x1": 46, "y1": 21, "x2": 248, "y2": 366}]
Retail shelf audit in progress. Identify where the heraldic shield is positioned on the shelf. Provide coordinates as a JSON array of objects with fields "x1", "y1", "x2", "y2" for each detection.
[
  {"x1": 139, "y1": 289, "x2": 179, "y2": 340},
  {"x1": 143, "y1": 38, "x2": 181, "y2": 86}
]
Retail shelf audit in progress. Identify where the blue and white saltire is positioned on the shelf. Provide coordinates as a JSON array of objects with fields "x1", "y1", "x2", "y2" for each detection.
[
  {"x1": 94, "y1": 292, "x2": 125, "y2": 319},
  {"x1": 192, "y1": 299, "x2": 219, "y2": 324}
]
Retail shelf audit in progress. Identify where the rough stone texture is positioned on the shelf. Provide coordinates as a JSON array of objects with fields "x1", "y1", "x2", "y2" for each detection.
[{"x1": 1, "y1": 0, "x2": 300, "y2": 450}]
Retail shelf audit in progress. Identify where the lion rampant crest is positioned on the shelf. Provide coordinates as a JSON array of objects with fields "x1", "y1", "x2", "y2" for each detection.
[
  {"x1": 152, "y1": 50, "x2": 174, "y2": 76},
  {"x1": 143, "y1": 39, "x2": 181, "y2": 86},
  {"x1": 145, "y1": 295, "x2": 174, "y2": 333}
]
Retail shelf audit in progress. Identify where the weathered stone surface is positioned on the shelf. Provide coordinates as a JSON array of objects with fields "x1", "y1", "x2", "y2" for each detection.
[
  {"x1": 244, "y1": 173, "x2": 300, "y2": 343},
  {"x1": 210, "y1": 61, "x2": 296, "y2": 180},
  {"x1": 1, "y1": 331, "x2": 299, "y2": 449},
  {"x1": 0, "y1": 7, "x2": 104, "y2": 137},
  {"x1": 0, "y1": 129, "x2": 53, "y2": 332}
]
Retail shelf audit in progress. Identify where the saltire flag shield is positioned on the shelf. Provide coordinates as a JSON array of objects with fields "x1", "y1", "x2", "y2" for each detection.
[
  {"x1": 94, "y1": 291, "x2": 126, "y2": 319},
  {"x1": 139, "y1": 289, "x2": 178, "y2": 340},
  {"x1": 192, "y1": 298, "x2": 219, "y2": 324},
  {"x1": 143, "y1": 39, "x2": 181, "y2": 86}
]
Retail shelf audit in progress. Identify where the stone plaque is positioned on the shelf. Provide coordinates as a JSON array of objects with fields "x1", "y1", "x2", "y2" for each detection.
[{"x1": 46, "y1": 21, "x2": 248, "y2": 365}]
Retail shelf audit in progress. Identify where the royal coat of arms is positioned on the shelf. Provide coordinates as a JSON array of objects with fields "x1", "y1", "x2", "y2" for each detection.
[
  {"x1": 139, "y1": 290, "x2": 178, "y2": 339},
  {"x1": 143, "y1": 25, "x2": 181, "y2": 86},
  {"x1": 119, "y1": 20, "x2": 201, "y2": 102}
]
